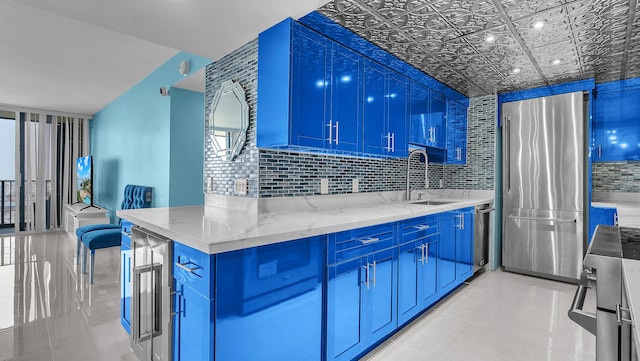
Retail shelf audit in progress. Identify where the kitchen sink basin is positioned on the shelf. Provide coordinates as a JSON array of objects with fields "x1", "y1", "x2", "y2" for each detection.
[{"x1": 409, "y1": 200, "x2": 456, "y2": 206}]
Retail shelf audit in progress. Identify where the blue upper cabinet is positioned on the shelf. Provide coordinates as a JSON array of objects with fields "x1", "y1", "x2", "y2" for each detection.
[
  {"x1": 260, "y1": 19, "x2": 364, "y2": 154},
  {"x1": 409, "y1": 81, "x2": 446, "y2": 150},
  {"x1": 446, "y1": 100, "x2": 468, "y2": 164},
  {"x1": 363, "y1": 60, "x2": 409, "y2": 157},
  {"x1": 593, "y1": 81, "x2": 640, "y2": 162}
]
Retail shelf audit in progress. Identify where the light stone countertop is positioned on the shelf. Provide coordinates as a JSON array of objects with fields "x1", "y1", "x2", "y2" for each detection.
[
  {"x1": 593, "y1": 191, "x2": 640, "y2": 228},
  {"x1": 117, "y1": 190, "x2": 494, "y2": 254}
]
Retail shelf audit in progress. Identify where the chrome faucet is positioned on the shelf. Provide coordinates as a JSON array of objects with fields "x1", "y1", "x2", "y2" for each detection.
[{"x1": 406, "y1": 148, "x2": 428, "y2": 201}]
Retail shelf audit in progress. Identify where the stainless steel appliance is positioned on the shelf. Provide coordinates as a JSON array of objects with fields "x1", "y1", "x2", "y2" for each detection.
[
  {"x1": 569, "y1": 225, "x2": 640, "y2": 361},
  {"x1": 474, "y1": 203, "x2": 494, "y2": 272},
  {"x1": 130, "y1": 226, "x2": 173, "y2": 361},
  {"x1": 502, "y1": 91, "x2": 587, "y2": 282}
]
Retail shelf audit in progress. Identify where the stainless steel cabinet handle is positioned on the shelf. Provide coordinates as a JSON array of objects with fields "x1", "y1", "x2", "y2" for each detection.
[
  {"x1": 372, "y1": 260, "x2": 376, "y2": 288},
  {"x1": 617, "y1": 304, "x2": 633, "y2": 326},
  {"x1": 175, "y1": 261, "x2": 202, "y2": 278},
  {"x1": 460, "y1": 213, "x2": 464, "y2": 230},
  {"x1": 362, "y1": 264, "x2": 370, "y2": 289},
  {"x1": 391, "y1": 133, "x2": 395, "y2": 152},
  {"x1": 334, "y1": 121, "x2": 339, "y2": 145},
  {"x1": 477, "y1": 208, "x2": 495, "y2": 214},
  {"x1": 598, "y1": 144, "x2": 602, "y2": 159},
  {"x1": 508, "y1": 215, "x2": 576, "y2": 223},
  {"x1": 615, "y1": 213, "x2": 619, "y2": 226},
  {"x1": 386, "y1": 132, "x2": 391, "y2": 151},
  {"x1": 359, "y1": 237, "x2": 379, "y2": 244},
  {"x1": 327, "y1": 120, "x2": 333, "y2": 143},
  {"x1": 414, "y1": 225, "x2": 430, "y2": 231},
  {"x1": 132, "y1": 263, "x2": 163, "y2": 343},
  {"x1": 505, "y1": 117, "x2": 511, "y2": 192}
]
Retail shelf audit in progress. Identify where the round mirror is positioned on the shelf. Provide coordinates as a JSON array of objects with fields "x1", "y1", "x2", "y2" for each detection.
[{"x1": 208, "y1": 80, "x2": 249, "y2": 161}]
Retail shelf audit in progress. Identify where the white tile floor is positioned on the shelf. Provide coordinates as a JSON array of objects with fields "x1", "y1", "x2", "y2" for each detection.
[{"x1": 0, "y1": 231, "x2": 595, "y2": 361}]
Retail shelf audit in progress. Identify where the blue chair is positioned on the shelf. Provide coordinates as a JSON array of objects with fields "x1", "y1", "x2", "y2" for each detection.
[{"x1": 77, "y1": 185, "x2": 152, "y2": 283}]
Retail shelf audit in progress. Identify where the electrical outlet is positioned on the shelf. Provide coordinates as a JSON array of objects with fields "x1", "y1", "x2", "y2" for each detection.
[
  {"x1": 207, "y1": 176, "x2": 214, "y2": 191},
  {"x1": 321, "y1": 179, "x2": 329, "y2": 194},
  {"x1": 235, "y1": 178, "x2": 248, "y2": 196},
  {"x1": 439, "y1": 179, "x2": 444, "y2": 188},
  {"x1": 352, "y1": 178, "x2": 359, "y2": 193}
]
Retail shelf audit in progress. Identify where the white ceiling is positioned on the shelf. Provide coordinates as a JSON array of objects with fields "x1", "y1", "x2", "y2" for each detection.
[{"x1": 0, "y1": 0, "x2": 329, "y2": 115}]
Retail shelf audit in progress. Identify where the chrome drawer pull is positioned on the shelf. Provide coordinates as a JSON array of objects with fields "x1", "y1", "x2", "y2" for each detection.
[
  {"x1": 359, "y1": 237, "x2": 379, "y2": 244},
  {"x1": 175, "y1": 261, "x2": 202, "y2": 277},
  {"x1": 414, "y1": 225, "x2": 430, "y2": 231}
]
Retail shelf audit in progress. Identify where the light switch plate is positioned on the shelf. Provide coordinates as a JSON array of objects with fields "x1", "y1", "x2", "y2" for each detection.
[
  {"x1": 235, "y1": 178, "x2": 248, "y2": 196},
  {"x1": 352, "y1": 178, "x2": 359, "y2": 193},
  {"x1": 321, "y1": 179, "x2": 329, "y2": 194}
]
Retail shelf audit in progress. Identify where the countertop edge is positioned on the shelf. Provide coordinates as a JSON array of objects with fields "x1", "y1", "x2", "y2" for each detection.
[
  {"x1": 117, "y1": 197, "x2": 494, "y2": 254},
  {"x1": 622, "y1": 258, "x2": 640, "y2": 356}
]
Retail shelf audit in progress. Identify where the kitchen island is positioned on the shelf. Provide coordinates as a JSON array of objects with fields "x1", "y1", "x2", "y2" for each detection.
[{"x1": 117, "y1": 190, "x2": 493, "y2": 361}]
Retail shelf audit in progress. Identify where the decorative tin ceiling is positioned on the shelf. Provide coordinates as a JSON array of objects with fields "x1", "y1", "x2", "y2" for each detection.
[{"x1": 317, "y1": 0, "x2": 640, "y2": 96}]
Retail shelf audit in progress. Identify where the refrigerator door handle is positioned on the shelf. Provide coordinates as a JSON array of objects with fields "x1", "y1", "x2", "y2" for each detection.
[
  {"x1": 504, "y1": 116, "x2": 510, "y2": 192},
  {"x1": 508, "y1": 215, "x2": 576, "y2": 223}
]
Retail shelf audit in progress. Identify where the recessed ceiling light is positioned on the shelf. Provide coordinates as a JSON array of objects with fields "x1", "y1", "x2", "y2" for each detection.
[
  {"x1": 512, "y1": 68, "x2": 521, "y2": 74},
  {"x1": 485, "y1": 35, "x2": 496, "y2": 43},
  {"x1": 532, "y1": 21, "x2": 545, "y2": 30},
  {"x1": 552, "y1": 59, "x2": 561, "y2": 65}
]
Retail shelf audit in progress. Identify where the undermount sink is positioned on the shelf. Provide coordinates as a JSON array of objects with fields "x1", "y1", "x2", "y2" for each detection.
[{"x1": 409, "y1": 200, "x2": 456, "y2": 206}]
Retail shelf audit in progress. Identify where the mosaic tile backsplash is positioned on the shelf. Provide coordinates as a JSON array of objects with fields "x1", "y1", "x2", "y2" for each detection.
[
  {"x1": 592, "y1": 162, "x2": 640, "y2": 193},
  {"x1": 204, "y1": 34, "x2": 497, "y2": 198},
  {"x1": 204, "y1": 39, "x2": 259, "y2": 197}
]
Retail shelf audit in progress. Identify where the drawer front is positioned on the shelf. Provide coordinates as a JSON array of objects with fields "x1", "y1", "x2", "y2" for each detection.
[
  {"x1": 173, "y1": 242, "x2": 214, "y2": 298},
  {"x1": 329, "y1": 223, "x2": 396, "y2": 265},
  {"x1": 400, "y1": 215, "x2": 439, "y2": 245}
]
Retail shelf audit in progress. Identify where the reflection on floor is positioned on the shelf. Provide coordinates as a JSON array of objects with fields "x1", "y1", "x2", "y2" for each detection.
[
  {"x1": 0, "y1": 232, "x2": 595, "y2": 361},
  {"x1": 0, "y1": 231, "x2": 135, "y2": 361}
]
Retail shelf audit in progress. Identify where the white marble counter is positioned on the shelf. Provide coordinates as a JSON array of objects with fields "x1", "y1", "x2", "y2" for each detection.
[
  {"x1": 117, "y1": 190, "x2": 494, "y2": 254},
  {"x1": 622, "y1": 259, "x2": 640, "y2": 356}
]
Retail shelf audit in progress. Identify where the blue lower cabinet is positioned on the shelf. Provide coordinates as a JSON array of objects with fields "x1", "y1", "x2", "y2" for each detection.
[
  {"x1": 120, "y1": 221, "x2": 133, "y2": 334},
  {"x1": 173, "y1": 242, "x2": 215, "y2": 361},
  {"x1": 215, "y1": 236, "x2": 324, "y2": 361},
  {"x1": 440, "y1": 207, "x2": 474, "y2": 295},
  {"x1": 397, "y1": 216, "x2": 439, "y2": 325},
  {"x1": 589, "y1": 206, "x2": 618, "y2": 243},
  {"x1": 327, "y1": 224, "x2": 397, "y2": 361}
]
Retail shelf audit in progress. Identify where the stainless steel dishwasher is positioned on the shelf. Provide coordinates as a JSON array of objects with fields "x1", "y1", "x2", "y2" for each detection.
[{"x1": 474, "y1": 204, "x2": 494, "y2": 272}]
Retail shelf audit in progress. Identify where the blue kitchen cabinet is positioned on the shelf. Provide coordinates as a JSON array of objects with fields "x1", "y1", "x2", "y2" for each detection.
[
  {"x1": 446, "y1": 100, "x2": 468, "y2": 164},
  {"x1": 409, "y1": 81, "x2": 431, "y2": 146},
  {"x1": 216, "y1": 236, "x2": 324, "y2": 361},
  {"x1": 429, "y1": 91, "x2": 448, "y2": 149},
  {"x1": 397, "y1": 215, "x2": 440, "y2": 325},
  {"x1": 588, "y1": 206, "x2": 618, "y2": 243},
  {"x1": 440, "y1": 207, "x2": 474, "y2": 295},
  {"x1": 173, "y1": 242, "x2": 215, "y2": 361},
  {"x1": 362, "y1": 60, "x2": 408, "y2": 157},
  {"x1": 259, "y1": 19, "x2": 362, "y2": 153},
  {"x1": 327, "y1": 224, "x2": 397, "y2": 361},
  {"x1": 120, "y1": 221, "x2": 133, "y2": 334},
  {"x1": 593, "y1": 84, "x2": 640, "y2": 161}
]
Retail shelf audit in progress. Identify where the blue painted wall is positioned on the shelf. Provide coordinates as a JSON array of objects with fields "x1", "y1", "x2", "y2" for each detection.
[
  {"x1": 91, "y1": 52, "x2": 210, "y2": 220},
  {"x1": 169, "y1": 87, "x2": 204, "y2": 207}
]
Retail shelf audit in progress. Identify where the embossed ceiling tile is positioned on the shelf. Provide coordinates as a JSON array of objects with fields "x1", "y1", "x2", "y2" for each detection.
[
  {"x1": 540, "y1": 64, "x2": 582, "y2": 79},
  {"x1": 430, "y1": 0, "x2": 505, "y2": 36},
  {"x1": 354, "y1": 0, "x2": 411, "y2": 19},
  {"x1": 531, "y1": 40, "x2": 579, "y2": 67},
  {"x1": 391, "y1": 13, "x2": 461, "y2": 43},
  {"x1": 513, "y1": 6, "x2": 572, "y2": 48},
  {"x1": 500, "y1": 0, "x2": 565, "y2": 21},
  {"x1": 596, "y1": 71, "x2": 622, "y2": 83}
]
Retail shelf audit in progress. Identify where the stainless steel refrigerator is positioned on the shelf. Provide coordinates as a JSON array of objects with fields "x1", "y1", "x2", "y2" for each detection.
[{"x1": 502, "y1": 91, "x2": 587, "y2": 282}]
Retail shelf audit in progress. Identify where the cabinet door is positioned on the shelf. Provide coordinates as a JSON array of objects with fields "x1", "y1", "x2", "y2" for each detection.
[
  {"x1": 439, "y1": 212, "x2": 457, "y2": 293},
  {"x1": 420, "y1": 236, "x2": 439, "y2": 307},
  {"x1": 173, "y1": 285, "x2": 214, "y2": 361},
  {"x1": 455, "y1": 208, "x2": 474, "y2": 280},
  {"x1": 291, "y1": 23, "x2": 329, "y2": 149},
  {"x1": 327, "y1": 258, "x2": 365, "y2": 361},
  {"x1": 330, "y1": 43, "x2": 361, "y2": 152},
  {"x1": 217, "y1": 236, "x2": 324, "y2": 361},
  {"x1": 397, "y1": 240, "x2": 420, "y2": 325},
  {"x1": 588, "y1": 206, "x2": 618, "y2": 243},
  {"x1": 409, "y1": 82, "x2": 431, "y2": 146},
  {"x1": 362, "y1": 60, "x2": 387, "y2": 155},
  {"x1": 120, "y1": 242, "x2": 132, "y2": 334},
  {"x1": 429, "y1": 91, "x2": 447, "y2": 149},
  {"x1": 447, "y1": 101, "x2": 467, "y2": 164},
  {"x1": 593, "y1": 87, "x2": 640, "y2": 161},
  {"x1": 365, "y1": 248, "x2": 397, "y2": 344},
  {"x1": 386, "y1": 72, "x2": 409, "y2": 157}
]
